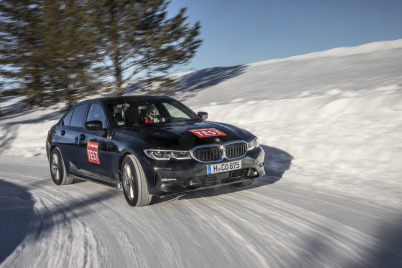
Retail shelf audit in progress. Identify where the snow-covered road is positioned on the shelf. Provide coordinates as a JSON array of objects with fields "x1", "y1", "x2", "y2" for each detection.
[
  {"x1": 1, "y1": 154, "x2": 401, "y2": 267},
  {"x1": 2, "y1": 39, "x2": 402, "y2": 267}
]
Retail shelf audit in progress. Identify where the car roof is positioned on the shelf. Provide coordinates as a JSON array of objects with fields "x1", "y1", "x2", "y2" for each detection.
[{"x1": 77, "y1": 95, "x2": 174, "y2": 105}]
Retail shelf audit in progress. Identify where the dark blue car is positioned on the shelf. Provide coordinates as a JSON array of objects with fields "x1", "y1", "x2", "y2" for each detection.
[{"x1": 46, "y1": 96, "x2": 265, "y2": 207}]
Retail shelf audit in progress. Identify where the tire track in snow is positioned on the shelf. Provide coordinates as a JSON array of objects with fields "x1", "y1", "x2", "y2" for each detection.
[
  {"x1": 1, "y1": 161, "x2": 402, "y2": 267},
  {"x1": 0, "y1": 172, "x2": 107, "y2": 267}
]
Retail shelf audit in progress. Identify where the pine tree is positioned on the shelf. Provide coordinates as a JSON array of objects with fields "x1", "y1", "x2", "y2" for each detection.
[
  {"x1": 0, "y1": 0, "x2": 106, "y2": 107},
  {"x1": 1, "y1": 0, "x2": 202, "y2": 106},
  {"x1": 91, "y1": 0, "x2": 202, "y2": 96},
  {"x1": 0, "y1": 1, "x2": 46, "y2": 107},
  {"x1": 39, "y1": 0, "x2": 106, "y2": 105}
]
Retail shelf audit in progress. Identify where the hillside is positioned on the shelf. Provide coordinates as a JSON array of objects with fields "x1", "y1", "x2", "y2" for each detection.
[
  {"x1": 1, "y1": 39, "x2": 402, "y2": 208},
  {"x1": 1, "y1": 39, "x2": 402, "y2": 267}
]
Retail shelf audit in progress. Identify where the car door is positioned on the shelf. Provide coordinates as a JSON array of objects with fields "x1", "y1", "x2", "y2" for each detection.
[
  {"x1": 62, "y1": 104, "x2": 89, "y2": 176},
  {"x1": 53, "y1": 108, "x2": 74, "y2": 155},
  {"x1": 75, "y1": 103, "x2": 116, "y2": 182}
]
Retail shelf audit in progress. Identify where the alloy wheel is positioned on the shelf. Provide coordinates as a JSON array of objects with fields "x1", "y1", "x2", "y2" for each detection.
[{"x1": 123, "y1": 163, "x2": 135, "y2": 200}]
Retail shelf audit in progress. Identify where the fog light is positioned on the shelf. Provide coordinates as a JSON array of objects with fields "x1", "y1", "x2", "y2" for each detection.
[
  {"x1": 161, "y1": 178, "x2": 178, "y2": 182},
  {"x1": 186, "y1": 177, "x2": 201, "y2": 188},
  {"x1": 247, "y1": 168, "x2": 258, "y2": 177}
]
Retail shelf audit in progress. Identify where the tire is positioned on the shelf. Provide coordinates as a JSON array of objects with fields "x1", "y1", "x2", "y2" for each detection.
[
  {"x1": 121, "y1": 154, "x2": 152, "y2": 207},
  {"x1": 49, "y1": 147, "x2": 73, "y2": 185}
]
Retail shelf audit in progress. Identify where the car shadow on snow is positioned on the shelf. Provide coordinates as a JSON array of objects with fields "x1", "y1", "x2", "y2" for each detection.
[
  {"x1": 0, "y1": 177, "x2": 118, "y2": 266},
  {"x1": 152, "y1": 145, "x2": 293, "y2": 205},
  {"x1": 0, "y1": 179, "x2": 34, "y2": 263},
  {"x1": 256, "y1": 145, "x2": 294, "y2": 185}
]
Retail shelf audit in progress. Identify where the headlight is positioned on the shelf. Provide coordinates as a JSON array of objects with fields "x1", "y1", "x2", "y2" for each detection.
[
  {"x1": 247, "y1": 137, "x2": 260, "y2": 151},
  {"x1": 143, "y1": 149, "x2": 191, "y2": 160}
]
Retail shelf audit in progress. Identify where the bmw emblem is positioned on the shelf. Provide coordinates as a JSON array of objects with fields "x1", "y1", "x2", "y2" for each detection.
[{"x1": 215, "y1": 138, "x2": 221, "y2": 143}]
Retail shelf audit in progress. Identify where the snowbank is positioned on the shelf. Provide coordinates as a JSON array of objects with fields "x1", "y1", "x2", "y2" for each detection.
[{"x1": 1, "y1": 39, "x2": 402, "y2": 208}]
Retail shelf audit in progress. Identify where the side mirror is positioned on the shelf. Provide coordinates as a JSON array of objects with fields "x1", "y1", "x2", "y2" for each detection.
[
  {"x1": 198, "y1": 111, "x2": 208, "y2": 121},
  {"x1": 85, "y1": 120, "x2": 103, "y2": 130}
]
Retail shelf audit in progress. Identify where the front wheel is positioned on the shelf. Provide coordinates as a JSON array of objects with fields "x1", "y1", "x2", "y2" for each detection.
[
  {"x1": 49, "y1": 147, "x2": 73, "y2": 185},
  {"x1": 121, "y1": 155, "x2": 152, "y2": 207}
]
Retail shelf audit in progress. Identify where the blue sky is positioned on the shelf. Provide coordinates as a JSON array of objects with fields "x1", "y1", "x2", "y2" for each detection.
[{"x1": 168, "y1": 0, "x2": 402, "y2": 72}]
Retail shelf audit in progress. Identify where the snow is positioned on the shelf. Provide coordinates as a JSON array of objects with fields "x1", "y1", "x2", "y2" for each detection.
[
  {"x1": 1, "y1": 39, "x2": 402, "y2": 267},
  {"x1": 1, "y1": 39, "x2": 402, "y2": 206},
  {"x1": 170, "y1": 40, "x2": 402, "y2": 210}
]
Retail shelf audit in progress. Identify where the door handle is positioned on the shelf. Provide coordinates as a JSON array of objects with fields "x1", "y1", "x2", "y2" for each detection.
[
  {"x1": 79, "y1": 134, "x2": 86, "y2": 141},
  {"x1": 61, "y1": 130, "x2": 65, "y2": 136}
]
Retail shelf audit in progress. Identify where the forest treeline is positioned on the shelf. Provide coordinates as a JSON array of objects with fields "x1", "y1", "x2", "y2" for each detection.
[{"x1": 0, "y1": 0, "x2": 201, "y2": 107}]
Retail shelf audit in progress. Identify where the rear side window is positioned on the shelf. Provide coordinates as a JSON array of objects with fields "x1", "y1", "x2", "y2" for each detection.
[
  {"x1": 62, "y1": 109, "x2": 74, "y2": 126},
  {"x1": 70, "y1": 104, "x2": 88, "y2": 127}
]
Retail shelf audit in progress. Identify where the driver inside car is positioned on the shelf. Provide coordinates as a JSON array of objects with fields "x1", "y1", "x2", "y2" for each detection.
[{"x1": 142, "y1": 105, "x2": 165, "y2": 124}]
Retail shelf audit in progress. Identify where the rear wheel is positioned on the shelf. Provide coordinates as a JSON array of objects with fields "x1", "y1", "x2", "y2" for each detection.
[
  {"x1": 49, "y1": 147, "x2": 73, "y2": 185},
  {"x1": 121, "y1": 155, "x2": 152, "y2": 207}
]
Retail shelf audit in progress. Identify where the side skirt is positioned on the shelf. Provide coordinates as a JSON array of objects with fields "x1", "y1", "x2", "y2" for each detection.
[{"x1": 68, "y1": 162, "x2": 121, "y2": 190}]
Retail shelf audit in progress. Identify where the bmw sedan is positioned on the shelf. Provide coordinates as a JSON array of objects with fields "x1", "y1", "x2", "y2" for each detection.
[{"x1": 46, "y1": 96, "x2": 265, "y2": 207}]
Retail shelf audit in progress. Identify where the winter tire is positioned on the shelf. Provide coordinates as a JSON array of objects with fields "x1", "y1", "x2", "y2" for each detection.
[
  {"x1": 50, "y1": 147, "x2": 73, "y2": 185},
  {"x1": 121, "y1": 154, "x2": 152, "y2": 207}
]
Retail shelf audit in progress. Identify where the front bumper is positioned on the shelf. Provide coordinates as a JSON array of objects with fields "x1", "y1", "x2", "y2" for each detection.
[{"x1": 142, "y1": 146, "x2": 265, "y2": 195}]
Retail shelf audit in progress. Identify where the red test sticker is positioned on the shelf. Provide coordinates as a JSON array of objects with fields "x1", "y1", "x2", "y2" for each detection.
[
  {"x1": 189, "y1": 128, "x2": 227, "y2": 138},
  {"x1": 87, "y1": 141, "x2": 100, "y2": 164}
]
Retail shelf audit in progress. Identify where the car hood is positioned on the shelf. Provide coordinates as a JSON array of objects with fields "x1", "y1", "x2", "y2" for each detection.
[{"x1": 115, "y1": 121, "x2": 254, "y2": 150}]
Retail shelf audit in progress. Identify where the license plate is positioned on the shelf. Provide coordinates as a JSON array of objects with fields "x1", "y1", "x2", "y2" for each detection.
[{"x1": 207, "y1": 160, "x2": 241, "y2": 174}]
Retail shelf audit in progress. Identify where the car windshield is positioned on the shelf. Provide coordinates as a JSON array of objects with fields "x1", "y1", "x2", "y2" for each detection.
[{"x1": 108, "y1": 99, "x2": 200, "y2": 127}]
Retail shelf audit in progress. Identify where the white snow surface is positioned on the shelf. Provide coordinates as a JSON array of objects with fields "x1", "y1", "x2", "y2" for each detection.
[
  {"x1": 171, "y1": 39, "x2": 402, "y2": 209},
  {"x1": 1, "y1": 39, "x2": 402, "y2": 267},
  {"x1": 1, "y1": 39, "x2": 402, "y2": 208}
]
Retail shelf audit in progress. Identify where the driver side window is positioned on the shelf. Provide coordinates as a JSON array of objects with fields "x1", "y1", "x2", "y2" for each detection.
[{"x1": 86, "y1": 103, "x2": 108, "y2": 128}]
